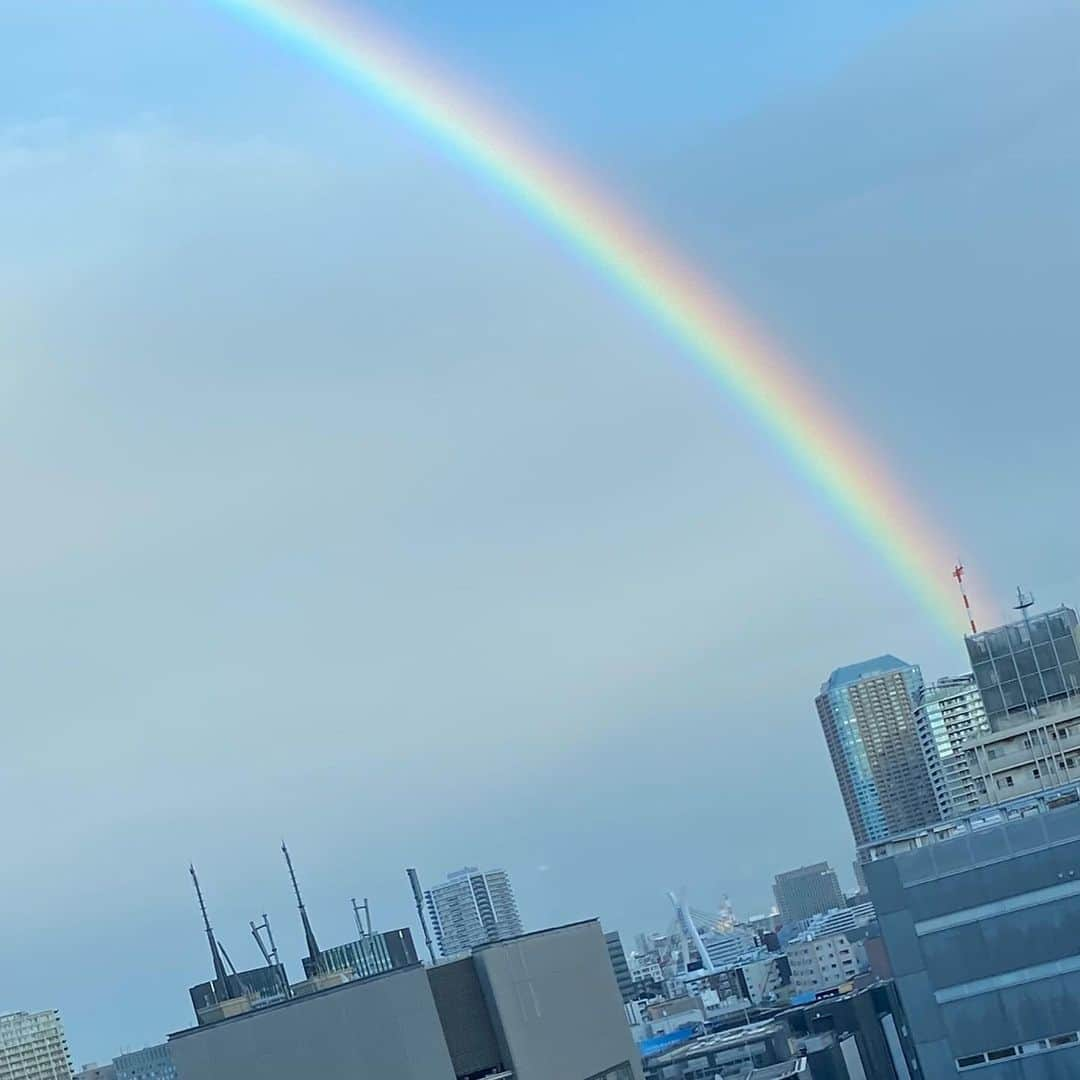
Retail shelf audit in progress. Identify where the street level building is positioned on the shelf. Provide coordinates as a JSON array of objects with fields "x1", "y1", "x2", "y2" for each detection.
[
  {"x1": 169, "y1": 919, "x2": 642, "y2": 1080},
  {"x1": 424, "y1": 866, "x2": 523, "y2": 957},
  {"x1": 913, "y1": 675, "x2": 988, "y2": 818},
  {"x1": 0, "y1": 1011, "x2": 73, "y2": 1080},
  {"x1": 863, "y1": 780, "x2": 1080, "y2": 1075},
  {"x1": 773, "y1": 864, "x2": 845, "y2": 927},
  {"x1": 816, "y1": 657, "x2": 938, "y2": 845}
]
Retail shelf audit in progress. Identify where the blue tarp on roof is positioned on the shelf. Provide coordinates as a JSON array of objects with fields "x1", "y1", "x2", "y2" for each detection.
[{"x1": 638, "y1": 1025, "x2": 699, "y2": 1058}]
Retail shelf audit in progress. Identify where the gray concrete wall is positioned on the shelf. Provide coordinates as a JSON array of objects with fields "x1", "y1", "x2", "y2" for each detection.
[
  {"x1": 168, "y1": 966, "x2": 456, "y2": 1080},
  {"x1": 428, "y1": 956, "x2": 504, "y2": 1078},
  {"x1": 473, "y1": 920, "x2": 643, "y2": 1080}
]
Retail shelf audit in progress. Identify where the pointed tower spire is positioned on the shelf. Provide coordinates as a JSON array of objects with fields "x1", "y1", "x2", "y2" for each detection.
[
  {"x1": 189, "y1": 864, "x2": 233, "y2": 999},
  {"x1": 282, "y1": 842, "x2": 322, "y2": 973}
]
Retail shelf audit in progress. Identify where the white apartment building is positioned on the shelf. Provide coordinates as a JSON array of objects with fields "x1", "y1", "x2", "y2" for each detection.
[
  {"x1": 786, "y1": 928, "x2": 870, "y2": 995},
  {"x1": 914, "y1": 674, "x2": 989, "y2": 818},
  {"x1": 0, "y1": 1011, "x2": 73, "y2": 1080},
  {"x1": 782, "y1": 902, "x2": 876, "y2": 995},
  {"x1": 423, "y1": 866, "x2": 523, "y2": 958}
]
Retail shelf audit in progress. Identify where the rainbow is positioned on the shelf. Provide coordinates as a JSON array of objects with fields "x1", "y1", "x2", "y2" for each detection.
[{"x1": 212, "y1": 0, "x2": 986, "y2": 637}]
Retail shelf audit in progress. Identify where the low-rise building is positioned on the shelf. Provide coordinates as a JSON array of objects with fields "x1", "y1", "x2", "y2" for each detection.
[
  {"x1": 644, "y1": 996, "x2": 705, "y2": 1039},
  {"x1": 782, "y1": 980, "x2": 920, "y2": 1080},
  {"x1": 786, "y1": 928, "x2": 870, "y2": 996},
  {"x1": 642, "y1": 1020, "x2": 791, "y2": 1079}
]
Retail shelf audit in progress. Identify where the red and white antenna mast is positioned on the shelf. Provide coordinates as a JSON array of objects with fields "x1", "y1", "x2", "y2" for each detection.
[{"x1": 953, "y1": 562, "x2": 978, "y2": 635}]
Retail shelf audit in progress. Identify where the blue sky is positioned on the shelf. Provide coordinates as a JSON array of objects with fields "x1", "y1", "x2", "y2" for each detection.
[{"x1": 2, "y1": 0, "x2": 1079, "y2": 1065}]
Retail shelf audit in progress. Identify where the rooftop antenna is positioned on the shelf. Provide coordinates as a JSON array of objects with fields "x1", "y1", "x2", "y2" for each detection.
[
  {"x1": 251, "y1": 913, "x2": 292, "y2": 1001},
  {"x1": 282, "y1": 842, "x2": 322, "y2": 974},
  {"x1": 351, "y1": 897, "x2": 372, "y2": 940},
  {"x1": 189, "y1": 865, "x2": 232, "y2": 1000},
  {"x1": 251, "y1": 914, "x2": 279, "y2": 967},
  {"x1": 953, "y1": 563, "x2": 978, "y2": 635},
  {"x1": 1015, "y1": 586, "x2": 1035, "y2": 629},
  {"x1": 406, "y1": 868, "x2": 437, "y2": 964},
  {"x1": 217, "y1": 940, "x2": 239, "y2": 978}
]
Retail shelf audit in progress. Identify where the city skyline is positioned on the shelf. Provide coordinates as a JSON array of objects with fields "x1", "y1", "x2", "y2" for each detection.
[{"x1": 2, "y1": 0, "x2": 1078, "y2": 1065}]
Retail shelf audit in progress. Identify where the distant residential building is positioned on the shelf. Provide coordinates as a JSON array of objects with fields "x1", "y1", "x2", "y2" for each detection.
[
  {"x1": 697, "y1": 927, "x2": 759, "y2": 971},
  {"x1": 0, "y1": 1010, "x2": 73, "y2": 1080},
  {"x1": 863, "y1": 780, "x2": 1080, "y2": 1076},
  {"x1": 169, "y1": 919, "x2": 642, "y2": 1080},
  {"x1": 424, "y1": 866, "x2": 523, "y2": 957},
  {"x1": 772, "y1": 863, "x2": 845, "y2": 926},
  {"x1": 645, "y1": 996, "x2": 706, "y2": 1039},
  {"x1": 816, "y1": 656, "x2": 938, "y2": 845},
  {"x1": 605, "y1": 931, "x2": 636, "y2": 1003},
  {"x1": 782, "y1": 900, "x2": 876, "y2": 996},
  {"x1": 966, "y1": 602, "x2": 1080, "y2": 726},
  {"x1": 113, "y1": 1045, "x2": 176, "y2": 1080},
  {"x1": 786, "y1": 928, "x2": 870, "y2": 995},
  {"x1": 913, "y1": 674, "x2": 988, "y2": 818}
]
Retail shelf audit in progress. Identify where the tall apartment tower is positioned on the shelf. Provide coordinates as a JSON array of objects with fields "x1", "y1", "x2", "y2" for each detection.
[
  {"x1": 913, "y1": 674, "x2": 988, "y2": 820},
  {"x1": 772, "y1": 862, "x2": 845, "y2": 926},
  {"x1": 424, "y1": 867, "x2": 523, "y2": 958},
  {"x1": 0, "y1": 1010, "x2": 73, "y2": 1080},
  {"x1": 816, "y1": 655, "x2": 938, "y2": 845}
]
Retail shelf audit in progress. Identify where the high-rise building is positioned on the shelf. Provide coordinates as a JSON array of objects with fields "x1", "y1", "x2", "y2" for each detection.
[
  {"x1": 0, "y1": 1010, "x2": 73, "y2": 1080},
  {"x1": 816, "y1": 656, "x2": 938, "y2": 845},
  {"x1": 113, "y1": 1045, "x2": 176, "y2": 1080},
  {"x1": 966, "y1": 602, "x2": 1080, "y2": 726},
  {"x1": 772, "y1": 862, "x2": 845, "y2": 926},
  {"x1": 862, "y1": 781, "x2": 1080, "y2": 1076},
  {"x1": 913, "y1": 674, "x2": 988, "y2": 819},
  {"x1": 424, "y1": 866, "x2": 523, "y2": 957}
]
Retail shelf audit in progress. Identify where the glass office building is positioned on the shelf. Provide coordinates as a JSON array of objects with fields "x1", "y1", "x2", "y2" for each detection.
[{"x1": 966, "y1": 605, "x2": 1080, "y2": 727}]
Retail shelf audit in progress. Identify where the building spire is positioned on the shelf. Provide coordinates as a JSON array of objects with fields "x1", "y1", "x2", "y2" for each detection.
[
  {"x1": 281, "y1": 842, "x2": 322, "y2": 972},
  {"x1": 189, "y1": 864, "x2": 232, "y2": 999}
]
